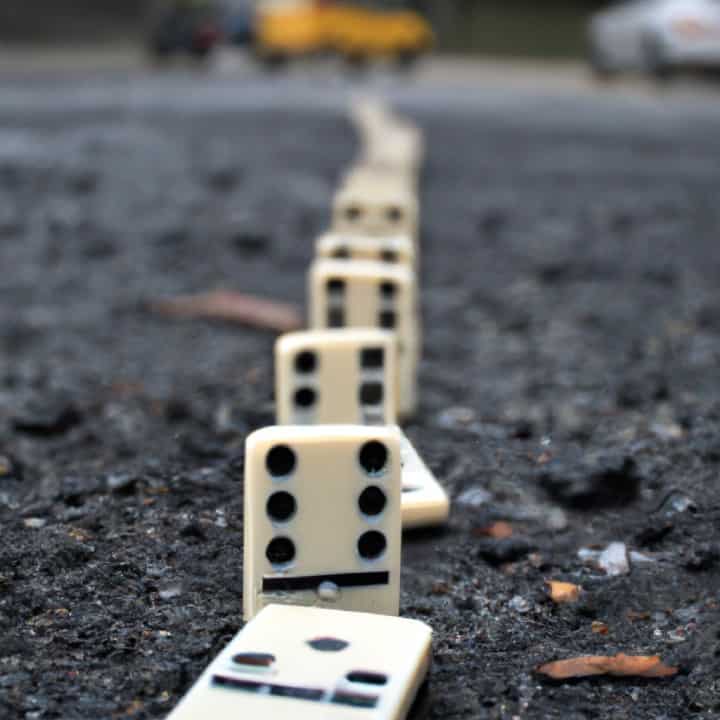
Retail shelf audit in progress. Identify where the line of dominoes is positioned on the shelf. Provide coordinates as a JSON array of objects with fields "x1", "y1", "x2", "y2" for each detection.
[{"x1": 168, "y1": 99, "x2": 444, "y2": 720}]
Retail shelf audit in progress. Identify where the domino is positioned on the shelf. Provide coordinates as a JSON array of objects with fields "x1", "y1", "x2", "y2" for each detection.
[
  {"x1": 398, "y1": 430, "x2": 450, "y2": 530},
  {"x1": 167, "y1": 604, "x2": 432, "y2": 720},
  {"x1": 332, "y1": 179, "x2": 419, "y2": 243},
  {"x1": 308, "y1": 258, "x2": 419, "y2": 418},
  {"x1": 349, "y1": 99, "x2": 424, "y2": 181},
  {"x1": 243, "y1": 425, "x2": 402, "y2": 620},
  {"x1": 275, "y1": 329, "x2": 398, "y2": 426},
  {"x1": 357, "y1": 130, "x2": 424, "y2": 185},
  {"x1": 316, "y1": 232, "x2": 416, "y2": 268},
  {"x1": 274, "y1": 332, "x2": 449, "y2": 529}
]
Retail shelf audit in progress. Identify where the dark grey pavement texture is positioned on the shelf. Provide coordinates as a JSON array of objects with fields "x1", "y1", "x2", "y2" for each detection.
[{"x1": 0, "y1": 68, "x2": 719, "y2": 718}]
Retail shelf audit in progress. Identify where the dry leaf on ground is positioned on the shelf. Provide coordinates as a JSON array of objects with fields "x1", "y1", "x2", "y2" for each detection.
[
  {"x1": 546, "y1": 580, "x2": 581, "y2": 603},
  {"x1": 536, "y1": 653, "x2": 678, "y2": 680},
  {"x1": 148, "y1": 290, "x2": 302, "y2": 333}
]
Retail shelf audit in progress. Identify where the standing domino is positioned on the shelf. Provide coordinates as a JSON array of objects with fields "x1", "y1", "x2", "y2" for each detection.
[
  {"x1": 167, "y1": 604, "x2": 432, "y2": 720},
  {"x1": 308, "y1": 259, "x2": 419, "y2": 418},
  {"x1": 332, "y1": 180, "x2": 419, "y2": 243},
  {"x1": 243, "y1": 425, "x2": 402, "y2": 620},
  {"x1": 349, "y1": 100, "x2": 424, "y2": 185},
  {"x1": 358, "y1": 126, "x2": 424, "y2": 185},
  {"x1": 275, "y1": 329, "x2": 398, "y2": 426}
]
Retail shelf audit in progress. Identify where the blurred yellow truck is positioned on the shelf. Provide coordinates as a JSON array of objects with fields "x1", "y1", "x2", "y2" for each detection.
[{"x1": 255, "y1": 1, "x2": 434, "y2": 63}]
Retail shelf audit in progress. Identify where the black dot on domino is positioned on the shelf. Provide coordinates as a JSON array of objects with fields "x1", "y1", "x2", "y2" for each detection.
[
  {"x1": 307, "y1": 637, "x2": 349, "y2": 652},
  {"x1": 357, "y1": 531, "x2": 387, "y2": 560},
  {"x1": 379, "y1": 310, "x2": 396, "y2": 329},
  {"x1": 295, "y1": 351, "x2": 317, "y2": 374},
  {"x1": 266, "y1": 445, "x2": 296, "y2": 477},
  {"x1": 386, "y1": 206, "x2": 403, "y2": 223},
  {"x1": 361, "y1": 347, "x2": 384, "y2": 369},
  {"x1": 358, "y1": 441, "x2": 388, "y2": 475},
  {"x1": 358, "y1": 486, "x2": 387, "y2": 516},
  {"x1": 327, "y1": 278, "x2": 346, "y2": 294},
  {"x1": 294, "y1": 387, "x2": 317, "y2": 408},
  {"x1": 266, "y1": 491, "x2": 297, "y2": 522},
  {"x1": 265, "y1": 537, "x2": 296, "y2": 565},
  {"x1": 380, "y1": 281, "x2": 396, "y2": 298},
  {"x1": 359, "y1": 382, "x2": 383, "y2": 406},
  {"x1": 345, "y1": 206, "x2": 362, "y2": 221}
]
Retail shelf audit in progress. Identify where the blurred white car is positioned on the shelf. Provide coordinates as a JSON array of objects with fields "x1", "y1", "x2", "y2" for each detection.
[{"x1": 588, "y1": 0, "x2": 720, "y2": 77}]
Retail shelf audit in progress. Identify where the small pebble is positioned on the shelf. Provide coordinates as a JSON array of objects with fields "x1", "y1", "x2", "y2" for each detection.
[
  {"x1": 508, "y1": 595, "x2": 531, "y2": 613},
  {"x1": 159, "y1": 586, "x2": 182, "y2": 600},
  {"x1": 668, "y1": 494, "x2": 696, "y2": 514},
  {"x1": 23, "y1": 517, "x2": 46, "y2": 529},
  {"x1": 579, "y1": 542, "x2": 630, "y2": 576},
  {"x1": 436, "y1": 406, "x2": 476, "y2": 429},
  {"x1": 650, "y1": 422, "x2": 684, "y2": 441},
  {"x1": 546, "y1": 507, "x2": 568, "y2": 531},
  {"x1": 600, "y1": 542, "x2": 630, "y2": 576},
  {"x1": 456, "y1": 486, "x2": 492, "y2": 508}
]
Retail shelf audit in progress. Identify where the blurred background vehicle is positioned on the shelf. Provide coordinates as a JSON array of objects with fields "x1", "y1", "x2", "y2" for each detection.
[
  {"x1": 588, "y1": 0, "x2": 720, "y2": 78},
  {"x1": 147, "y1": 0, "x2": 224, "y2": 59},
  {"x1": 253, "y1": 0, "x2": 433, "y2": 66}
]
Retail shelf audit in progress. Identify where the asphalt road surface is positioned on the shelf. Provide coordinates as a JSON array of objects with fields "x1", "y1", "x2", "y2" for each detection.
[{"x1": 1, "y1": 57, "x2": 719, "y2": 719}]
